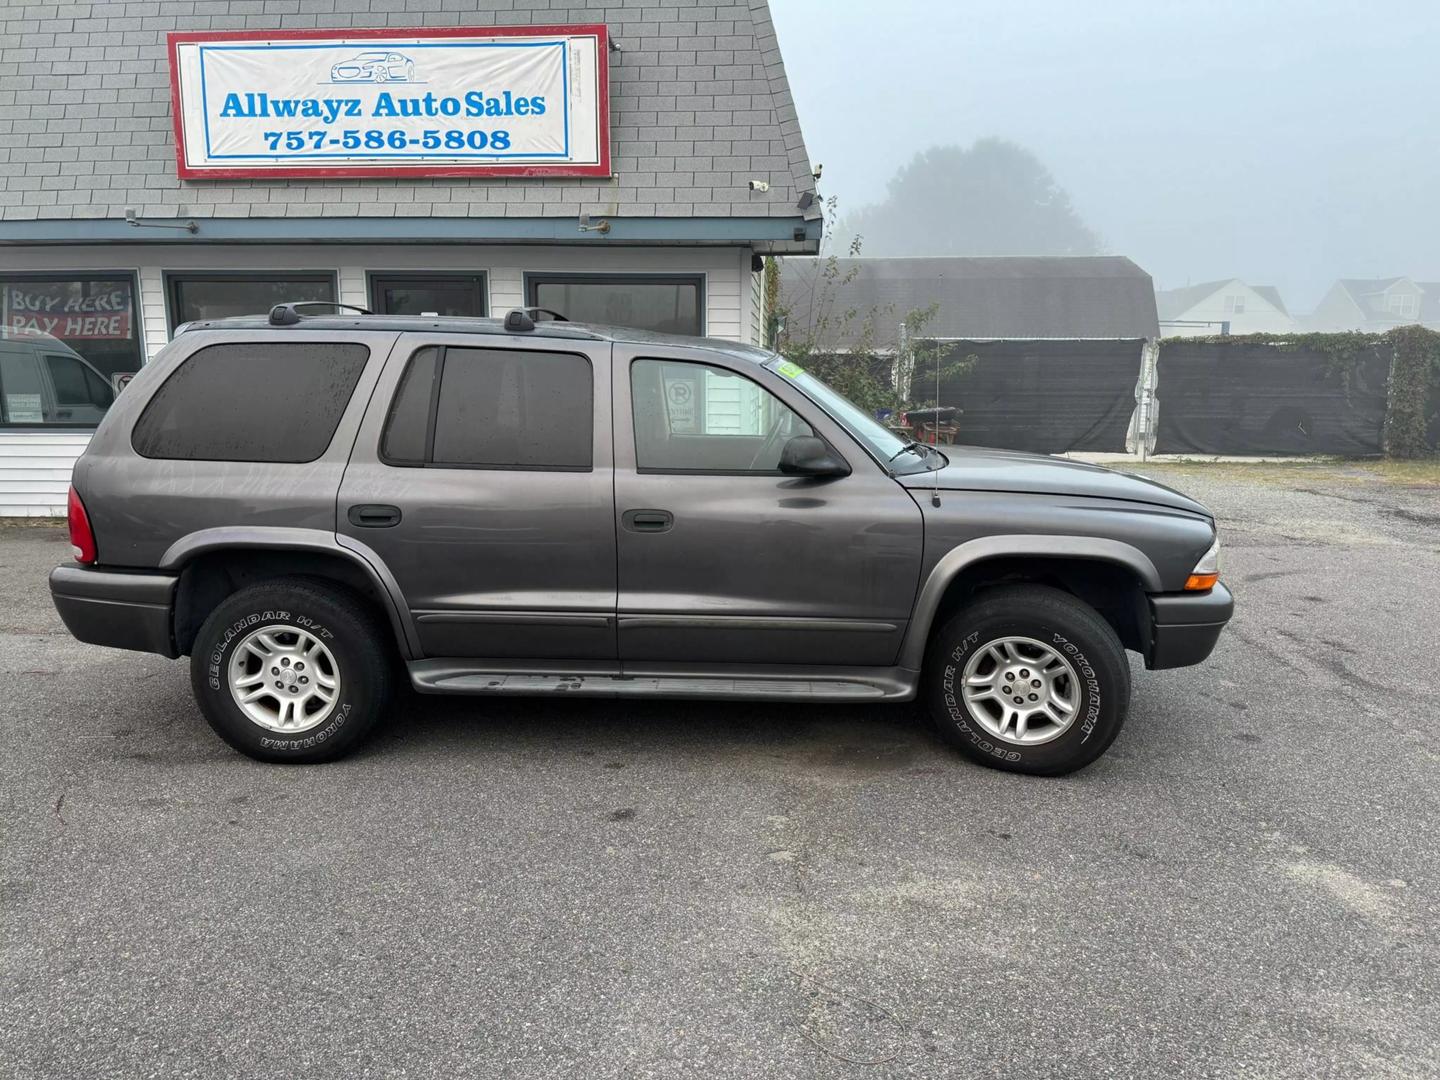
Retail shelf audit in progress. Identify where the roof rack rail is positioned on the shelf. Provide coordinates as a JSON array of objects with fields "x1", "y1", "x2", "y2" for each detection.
[
  {"x1": 268, "y1": 301, "x2": 373, "y2": 326},
  {"x1": 502, "y1": 307, "x2": 569, "y2": 332}
]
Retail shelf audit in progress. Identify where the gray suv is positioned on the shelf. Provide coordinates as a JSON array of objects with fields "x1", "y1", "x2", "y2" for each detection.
[{"x1": 49, "y1": 305, "x2": 1232, "y2": 775}]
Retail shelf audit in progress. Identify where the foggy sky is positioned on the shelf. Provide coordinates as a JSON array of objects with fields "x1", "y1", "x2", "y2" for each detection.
[{"x1": 769, "y1": 0, "x2": 1440, "y2": 313}]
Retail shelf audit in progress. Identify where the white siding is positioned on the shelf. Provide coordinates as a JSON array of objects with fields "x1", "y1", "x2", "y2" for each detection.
[
  {"x1": 0, "y1": 432, "x2": 91, "y2": 516},
  {"x1": 1162, "y1": 282, "x2": 1296, "y2": 336},
  {"x1": 3, "y1": 242, "x2": 755, "y2": 515}
]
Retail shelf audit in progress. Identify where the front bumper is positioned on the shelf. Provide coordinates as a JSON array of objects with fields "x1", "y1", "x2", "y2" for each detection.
[
  {"x1": 49, "y1": 565, "x2": 179, "y2": 658},
  {"x1": 1145, "y1": 582, "x2": 1234, "y2": 670}
]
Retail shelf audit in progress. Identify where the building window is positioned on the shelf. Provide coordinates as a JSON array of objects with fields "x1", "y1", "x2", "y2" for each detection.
[
  {"x1": 526, "y1": 274, "x2": 704, "y2": 336},
  {"x1": 1, "y1": 273, "x2": 141, "y2": 428},
  {"x1": 630, "y1": 358, "x2": 813, "y2": 473},
  {"x1": 369, "y1": 273, "x2": 487, "y2": 317},
  {"x1": 1223, "y1": 295, "x2": 1245, "y2": 315},
  {"x1": 1386, "y1": 293, "x2": 1417, "y2": 318},
  {"x1": 166, "y1": 272, "x2": 337, "y2": 330}
]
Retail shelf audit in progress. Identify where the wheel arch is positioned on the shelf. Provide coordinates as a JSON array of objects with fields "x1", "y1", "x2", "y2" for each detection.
[
  {"x1": 161, "y1": 527, "x2": 419, "y2": 659},
  {"x1": 899, "y1": 535, "x2": 1160, "y2": 670}
]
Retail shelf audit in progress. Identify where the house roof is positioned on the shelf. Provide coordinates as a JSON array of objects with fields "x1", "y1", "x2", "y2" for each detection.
[
  {"x1": 0, "y1": 0, "x2": 820, "y2": 249},
  {"x1": 780, "y1": 255, "x2": 1160, "y2": 347},
  {"x1": 1337, "y1": 278, "x2": 1408, "y2": 298},
  {"x1": 1250, "y1": 286, "x2": 1289, "y2": 316}
]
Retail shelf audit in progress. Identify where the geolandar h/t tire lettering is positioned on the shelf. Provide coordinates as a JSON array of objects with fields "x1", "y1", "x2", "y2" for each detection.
[
  {"x1": 924, "y1": 584, "x2": 1130, "y2": 776},
  {"x1": 190, "y1": 577, "x2": 393, "y2": 763}
]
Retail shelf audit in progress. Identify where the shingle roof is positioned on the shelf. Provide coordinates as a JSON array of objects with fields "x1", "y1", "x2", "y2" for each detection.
[
  {"x1": 781, "y1": 255, "x2": 1160, "y2": 347},
  {"x1": 1250, "y1": 286, "x2": 1288, "y2": 316},
  {"x1": 0, "y1": 0, "x2": 818, "y2": 235}
]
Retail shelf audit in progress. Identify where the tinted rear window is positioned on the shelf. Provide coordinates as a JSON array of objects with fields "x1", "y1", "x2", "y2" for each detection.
[
  {"x1": 132, "y1": 342, "x2": 369, "y2": 462},
  {"x1": 380, "y1": 345, "x2": 592, "y2": 470}
]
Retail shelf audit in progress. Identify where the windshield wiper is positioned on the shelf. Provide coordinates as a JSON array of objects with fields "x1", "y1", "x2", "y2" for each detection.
[
  {"x1": 888, "y1": 440, "x2": 925, "y2": 463},
  {"x1": 890, "y1": 439, "x2": 945, "y2": 464}
]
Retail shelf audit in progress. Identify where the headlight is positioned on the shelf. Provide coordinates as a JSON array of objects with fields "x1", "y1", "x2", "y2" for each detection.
[{"x1": 1185, "y1": 532, "x2": 1220, "y2": 591}]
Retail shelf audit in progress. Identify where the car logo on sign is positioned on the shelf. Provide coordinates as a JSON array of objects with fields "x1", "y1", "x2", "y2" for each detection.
[{"x1": 328, "y1": 51, "x2": 416, "y2": 84}]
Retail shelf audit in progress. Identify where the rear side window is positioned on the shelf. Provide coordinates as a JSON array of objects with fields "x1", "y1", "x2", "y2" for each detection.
[
  {"x1": 132, "y1": 342, "x2": 369, "y2": 463},
  {"x1": 381, "y1": 345, "x2": 592, "y2": 470}
]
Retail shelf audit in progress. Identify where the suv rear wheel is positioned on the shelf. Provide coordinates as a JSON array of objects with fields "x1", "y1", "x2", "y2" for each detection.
[
  {"x1": 189, "y1": 577, "x2": 394, "y2": 763},
  {"x1": 923, "y1": 584, "x2": 1130, "y2": 776}
]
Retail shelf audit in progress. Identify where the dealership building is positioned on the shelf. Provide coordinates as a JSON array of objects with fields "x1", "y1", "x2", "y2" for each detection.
[{"x1": 0, "y1": 0, "x2": 820, "y2": 515}]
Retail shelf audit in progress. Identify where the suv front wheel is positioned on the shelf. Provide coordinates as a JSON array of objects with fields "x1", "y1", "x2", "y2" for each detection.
[
  {"x1": 923, "y1": 584, "x2": 1130, "y2": 776},
  {"x1": 190, "y1": 578, "x2": 394, "y2": 763}
]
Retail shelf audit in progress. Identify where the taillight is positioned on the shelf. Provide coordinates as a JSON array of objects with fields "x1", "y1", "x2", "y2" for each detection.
[{"x1": 67, "y1": 485, "x2": 97, "y2": 564}]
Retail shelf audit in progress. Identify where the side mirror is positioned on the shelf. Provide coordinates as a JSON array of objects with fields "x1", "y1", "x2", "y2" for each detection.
[{"x1": 778, "y1": 435, "x2": 850, "y2": 478}]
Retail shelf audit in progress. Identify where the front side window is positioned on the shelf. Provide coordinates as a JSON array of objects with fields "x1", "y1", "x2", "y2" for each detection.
[
  {"x1": 527, "y1": 275, "x2": 703, "y2": 336},
  {"x1": 631, "y1": 358, "x2": 813, "y2": 473},
  {"x1": 167, "y1": 273, "x2": 336, "y2": 330},
  {"x1": 1, "y1": 274, "x2": 140, "y2": 428},
  {"x1": 132, "y1": 342, "x2": 369, "y2": 462},
  {"x1": 381, "y1": 346, "x2": 593, "y2": 470}
]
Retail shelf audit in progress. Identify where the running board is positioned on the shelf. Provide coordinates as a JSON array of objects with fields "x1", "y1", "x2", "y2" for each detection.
[{"x1": 408, "y1": 660, "x2": 917, "y2": 702}]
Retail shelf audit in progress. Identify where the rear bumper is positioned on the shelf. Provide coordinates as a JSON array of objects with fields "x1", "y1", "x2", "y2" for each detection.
[
  {"x1": 49, "y1": 565, "x2": 179, "y2": 658},
  {"x1": 1145, "y1": 582, "x2": 1233, "y2": 670}
]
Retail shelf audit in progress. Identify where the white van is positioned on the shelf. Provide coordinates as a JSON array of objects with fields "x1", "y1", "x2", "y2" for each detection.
[{"x1": 0, "y1": 326, "x2": 117, "y2": 426}]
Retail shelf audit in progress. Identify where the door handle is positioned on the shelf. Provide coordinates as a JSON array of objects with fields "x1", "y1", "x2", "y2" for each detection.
[
  {"x1": 622, "y1": 509, "x2": 674, "y2": 533},
  {"x1": 348, "y1": 504, "x2": 402, "y2": 528}
]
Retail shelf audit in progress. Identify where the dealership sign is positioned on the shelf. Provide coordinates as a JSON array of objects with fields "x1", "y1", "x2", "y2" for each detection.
[
  {"x1": 167, "y1": 25, "x2": 610, "y2": 179},
  {"x1": 4, "y1": 282, "x2": 134, "y2": 340}
]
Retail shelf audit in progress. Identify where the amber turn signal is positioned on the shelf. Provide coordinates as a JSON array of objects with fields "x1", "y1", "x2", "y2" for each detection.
[{"x1": 1184, "y1": 572, "x2": 1219, "y2": 591}]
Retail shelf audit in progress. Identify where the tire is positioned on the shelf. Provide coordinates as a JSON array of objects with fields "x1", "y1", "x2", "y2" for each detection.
[
  {"x1": 922, "y1": 584, "x2": 1130, "y2": 776},
  {"x1": 189, "y1": 577, "x2": 394, "y2": 763}
]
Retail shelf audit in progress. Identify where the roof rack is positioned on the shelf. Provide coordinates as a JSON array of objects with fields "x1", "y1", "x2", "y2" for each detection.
[
  {"x1": 502, "y1": 307, "x2": 569, "y2": 332},
  {"x1": 268, "y1": 301, "x2": 373, "y2": 326}
]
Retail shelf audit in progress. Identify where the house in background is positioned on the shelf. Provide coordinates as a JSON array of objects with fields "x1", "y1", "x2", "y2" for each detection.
[
  {"x1": 779, "y1": 256, "x2": 1160, "y2": 349},
  {"x1": 1306, "y1": 277, "x2": 1438, "y2": 331},
  {"x1": 1155, "y1": 279, "x2": 1294, "y2": 337}
]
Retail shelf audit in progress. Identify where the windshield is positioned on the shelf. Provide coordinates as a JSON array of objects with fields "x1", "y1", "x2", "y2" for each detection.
[{"x1": 766, "y1": 357, "x2": 942, "y2": 474}]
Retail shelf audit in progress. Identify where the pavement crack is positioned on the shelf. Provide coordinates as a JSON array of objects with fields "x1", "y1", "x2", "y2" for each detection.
[{"x1": 53, "y1": 792, "x2": 66, "y2": 826}]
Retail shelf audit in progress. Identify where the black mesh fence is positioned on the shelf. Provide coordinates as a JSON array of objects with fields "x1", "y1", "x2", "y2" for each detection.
[
  {"x1": 1154, "y1": 340, "x2": 1391, "y2": 456},
  {"x1": 931, "y1": 339, "x2": 1144, "y2": 454}
]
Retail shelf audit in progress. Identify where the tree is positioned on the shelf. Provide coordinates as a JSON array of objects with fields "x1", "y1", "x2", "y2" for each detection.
[
  {"x1": 838, "y1": 138, "x2": 1102, "y2": 257},
  {"x1": 778, "y1": 197, "x2": 972, "y2": 421}
]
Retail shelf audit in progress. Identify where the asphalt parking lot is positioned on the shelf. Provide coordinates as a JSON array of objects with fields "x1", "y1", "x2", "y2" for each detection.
[{"x1": 2, "y1": 462, "x2": 1437, "y2": 1079}]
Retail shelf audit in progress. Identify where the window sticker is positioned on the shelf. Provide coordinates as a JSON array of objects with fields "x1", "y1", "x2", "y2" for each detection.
[
  {"x1": 5, "y1": 393, "x2": 44, "y2": 423},
  {"x1": 776, "y1": 360, "x2": 805, "y2": 380}
]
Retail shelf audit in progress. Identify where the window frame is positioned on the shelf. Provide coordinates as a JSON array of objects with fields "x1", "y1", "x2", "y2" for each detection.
[
  {"x1": 379, "y1": 344, "x2": 595, "y2": 474},
  {"x1": 628, "y1": 356, "x2": 835, "y2": 477},
  {"x1": 164, "y1": 270, "x2": 339, "y2": 333},
  {"x1": 0, "y1": 269, "x2": 143, "y2": 431},
  {"x1": 524, "y1": 272, "x2": 707, "y2": 336},
  {"x1": 367, "y1": 271, "x2": 489, "y2": 318},
  {"x1": 1387, "y1": 292, "x2": 1417, "y2": 318}
]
